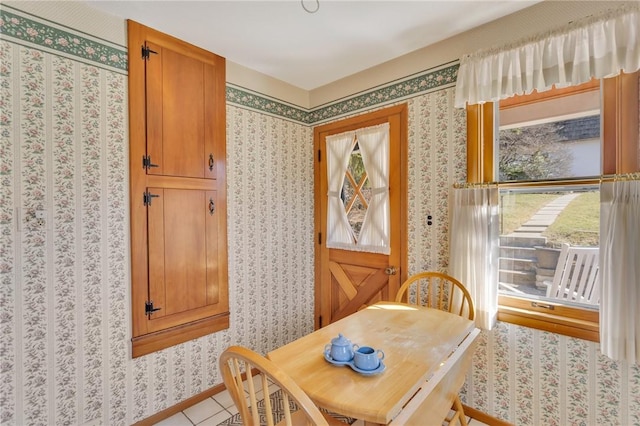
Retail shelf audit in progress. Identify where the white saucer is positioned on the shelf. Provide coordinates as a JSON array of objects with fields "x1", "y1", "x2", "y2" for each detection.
[
  {"x1": 323, "y1": 351, "x2": 386, "y2": 375},
  {"x1": 350, "y1": 361, "x2": 386, "y2": 375},
  {"x1": 323, "y1": 351, "x2": 352, "y2": 366}
]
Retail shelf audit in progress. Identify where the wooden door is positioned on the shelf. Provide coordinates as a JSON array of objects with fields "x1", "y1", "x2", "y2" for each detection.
[{"x1": 314, "y1": 104, "x2": 408, "y2": 327}]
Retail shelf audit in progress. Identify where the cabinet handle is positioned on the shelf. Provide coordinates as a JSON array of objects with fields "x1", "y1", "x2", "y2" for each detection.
[
  {"x1": 208, "y1": 154, "x2": 214, "y2": 171},
  {"x1": 209, "y1": 198, "x2": 215, "y2": 215}
]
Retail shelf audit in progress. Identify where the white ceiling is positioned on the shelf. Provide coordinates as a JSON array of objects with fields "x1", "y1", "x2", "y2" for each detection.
[{"x1": 85, "y1": 0, "x2": 542, "y2": 90}]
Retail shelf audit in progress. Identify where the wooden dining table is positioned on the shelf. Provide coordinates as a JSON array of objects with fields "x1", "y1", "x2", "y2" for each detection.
[{"x1": 266, "y1": 301, "x2": 480, "y2": 425}]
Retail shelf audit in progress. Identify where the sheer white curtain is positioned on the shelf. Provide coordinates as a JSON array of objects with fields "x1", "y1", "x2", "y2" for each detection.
[
  {"x1": 455, "y1": 4, "x2": 640, "y2": 107},
  {"x1": 326, "y1": 131, "x2": 356, "y2": 247},
  {"x1": 600, "y1": 180, "x2": 640, "y2": 364},
  {"x1": 449, "y1": 187, "x2": 500, "y2": 330},
  {"x1": 356, "y1": 123, "x2": 390, "y2": 254}
]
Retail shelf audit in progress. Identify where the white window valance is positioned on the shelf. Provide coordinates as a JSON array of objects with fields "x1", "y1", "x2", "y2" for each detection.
[{"x1": 454, "y1": 4, "x2": 640, "y2": 108}]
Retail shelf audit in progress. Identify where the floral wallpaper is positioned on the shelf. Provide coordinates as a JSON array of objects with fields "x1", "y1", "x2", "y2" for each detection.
[
  {"x1": 462, "y1": 322, "x2": 640, "y2": 426},
  {"x1": 406, "y1": 89, "x2": 467, "y2": 274},
  {"x1": 1, "y1": 4, "x2": 639, "y2": 426}
]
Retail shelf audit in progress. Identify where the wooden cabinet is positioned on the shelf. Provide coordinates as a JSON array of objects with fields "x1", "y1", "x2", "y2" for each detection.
[
  {"x1": 127, "y1": 21, "x2": 228, "y2": 357},
  {"x1": 145, "y1": 40, "x2": 219, "y2": 179}
]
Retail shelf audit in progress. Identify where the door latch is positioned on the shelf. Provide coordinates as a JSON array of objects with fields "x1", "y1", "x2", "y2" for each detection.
[
  {"x1": 142, "y1": 155, "x2": 159, "y2": 170},
  {"x1": 143, "y1": 191, "x2": 159, "y2": 206},
  {"x1": 145, "y1": 300, "x2": 161, "y2": 315}
]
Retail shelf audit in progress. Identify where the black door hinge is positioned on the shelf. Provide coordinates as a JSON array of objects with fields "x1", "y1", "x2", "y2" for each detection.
[
  {"x1": 145, "y1": 300, "x2": 161, "y2": 315},
  {"x1": 141, "y1": 45, "x2": 158, "y2": 60},
  {"x1": 319, "y1": 315, "x2": 323, "y2": 328},
  {"x1": 318, "y1": 232, "x2": 322, "y2": 245},
  {"x1": 318, "y1": 149, "x2": 322, "y2": 162},
  {"x1": 142, "y1": 154, "x2": 159, "y2": 170},
  {"x1": 143, "y1": 191, "x2": 159, "y2": 206}
]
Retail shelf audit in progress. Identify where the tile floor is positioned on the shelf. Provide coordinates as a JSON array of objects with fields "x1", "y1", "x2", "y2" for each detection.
[{"x1": 154, "y1": 380, "x2": 492, "y2": 426}]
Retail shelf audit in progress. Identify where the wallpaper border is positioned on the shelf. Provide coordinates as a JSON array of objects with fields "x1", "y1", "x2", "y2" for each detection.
[
  {"x1": 0, "y1": 4, "x2": 459, "y2": 125},
  {"x1": 0, "y1": 5, "x2": 128, "y2": 74},
  {"x1": 310, "y1": 63, "x2": 458, "y2": 125}
]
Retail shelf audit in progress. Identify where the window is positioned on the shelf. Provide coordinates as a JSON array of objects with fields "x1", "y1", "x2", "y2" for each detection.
[{"x1": 466, "y1": 72, "x2": 639, "y2": 341}]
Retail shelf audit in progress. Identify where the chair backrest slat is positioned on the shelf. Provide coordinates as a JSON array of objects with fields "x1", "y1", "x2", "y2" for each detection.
[
  {"x1": 546, "y1": 243, "x2": 599, "y2": 305},
  {"x1": 220, "y1": 346, "x2": 331, "y2": 426},
  {"x1": 395, "y1": 272, "x2": 475, "y2": 321}
]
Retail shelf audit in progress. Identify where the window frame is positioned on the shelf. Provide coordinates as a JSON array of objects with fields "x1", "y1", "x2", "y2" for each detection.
[{"x1": 466, "y1": 71, "x2": 639, "y2": 341}]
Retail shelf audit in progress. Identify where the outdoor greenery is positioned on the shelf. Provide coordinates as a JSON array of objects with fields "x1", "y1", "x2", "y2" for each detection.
[
  {"x1": 544, "y1": 191, "x2": 599, "y2": 247},
  {"x1": 498, "y1": 123, "x2": 572, "y2": 181},
  {"x1": 500, "y1": 193, "x2": 557, "y2": 235},
  {"x1": 500, "y1": 192, "x2": 600, "y2": 247}
]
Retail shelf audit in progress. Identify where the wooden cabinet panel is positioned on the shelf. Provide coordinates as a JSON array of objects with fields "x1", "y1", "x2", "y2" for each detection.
[
  {"x1": 145, "y1": 42, "x2": 219, "y2": 179},
  {"x1": 128, "y1": 20, "x2": 228, "y2": 357},
  {"x1": 148, "y1": 188, "x2": 208, "y2": 317},
  {"x1": 145, "y1": 187, "x2": 226, "y2": 333}
]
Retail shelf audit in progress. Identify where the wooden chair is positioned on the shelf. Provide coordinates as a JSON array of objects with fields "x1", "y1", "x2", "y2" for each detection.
[
  {"x1": 220, "y1": 345, "x2": 344, "y2": 426},
  {"x1": 395, "y1": 272, "x2": 475, "y2": 426},
  {"x1": 545, "y1": 243, "x2": 600, "y2": 305},
  {"x1": 395, "y1": 272, "x2": 475, "y2": 321}
]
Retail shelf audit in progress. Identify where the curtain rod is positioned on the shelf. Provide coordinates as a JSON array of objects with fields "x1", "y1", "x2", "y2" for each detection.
[{"x1": 453, "y1": 172, "x2": 640, "y2": 189}]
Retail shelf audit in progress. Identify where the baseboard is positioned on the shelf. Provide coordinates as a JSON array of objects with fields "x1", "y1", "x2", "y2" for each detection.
[
  {"x1": 133, "y1": 382, "x2": 226, "y2": 426},
  {"x1": 462, "y1": 404, "x2": 514, "y2": 426},
  {"x1": 133, "y1": 368, "x2": 260, "y2": 426}
]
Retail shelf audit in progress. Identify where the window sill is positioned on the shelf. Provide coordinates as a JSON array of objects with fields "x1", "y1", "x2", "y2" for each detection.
[{"x1": 498, "y1": 295, "x2": 599, "y2": 342}]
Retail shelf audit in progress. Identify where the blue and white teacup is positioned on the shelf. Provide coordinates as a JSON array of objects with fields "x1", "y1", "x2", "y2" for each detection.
[{"x1": 353, "y1": 346, "x2": 385, "y2": 370}]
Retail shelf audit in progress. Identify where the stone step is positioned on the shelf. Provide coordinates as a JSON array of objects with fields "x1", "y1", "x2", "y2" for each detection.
[
  {"x1": 499, "y1": 245, "x2": 536, "y2": 259},
  {"x1": 513, "y1": 225, "x2": 547, "y2": 233},
  {"x1": 500, "y1": 257, "x2": 535, "y2": 272},
  {"x1": 499, "y1": 269, "x2": 536, "y2": 285},
  {"x1": 500, "y1": 235, "x2": 547, "y2": 247},
  {"x1": 500, "y1": 281, "x2": 547, "y2": 296}
]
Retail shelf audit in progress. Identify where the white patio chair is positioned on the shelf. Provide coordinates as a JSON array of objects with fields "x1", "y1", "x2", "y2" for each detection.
[{"x1": 545, "y1": 243, "x2": 600, "y2": 305}]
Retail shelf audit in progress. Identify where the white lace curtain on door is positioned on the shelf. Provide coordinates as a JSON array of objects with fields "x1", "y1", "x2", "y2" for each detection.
[{"x1": 325, "y1": 123, "x2": 390, "y2": 254}]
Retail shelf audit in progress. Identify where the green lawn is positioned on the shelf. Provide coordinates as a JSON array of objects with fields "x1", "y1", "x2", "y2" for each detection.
[
  {"x1": 499, "y1": 191, "x2": 599, "y2": 247},
  {"x1": 544, "y1": 191, "x2": 599, "y2": 247},
  {"x1": 499, "y1": 193, "x2": 558, "y2": 235}
]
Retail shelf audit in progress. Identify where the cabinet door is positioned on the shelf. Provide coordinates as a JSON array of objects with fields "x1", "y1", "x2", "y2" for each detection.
[
  {"x1": 146, "y1": 188, "x2": 226, "y2": 332},
  {"x1": 129, "y1": 20, "x2": 228, "y2": 357},
  {"x1": 145, "y1": 41, "x2": 217, "y2": 179}
]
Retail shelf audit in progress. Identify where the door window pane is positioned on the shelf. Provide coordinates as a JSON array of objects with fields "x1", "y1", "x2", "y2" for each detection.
[{"x1": 342, "y1": 144, "x2": 372, "y2": 241}]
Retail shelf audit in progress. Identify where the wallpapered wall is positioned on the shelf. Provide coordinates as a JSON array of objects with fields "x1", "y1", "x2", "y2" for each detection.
[{"x1": 1, "y1": 5, "x2": 639, "y2": 426}]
